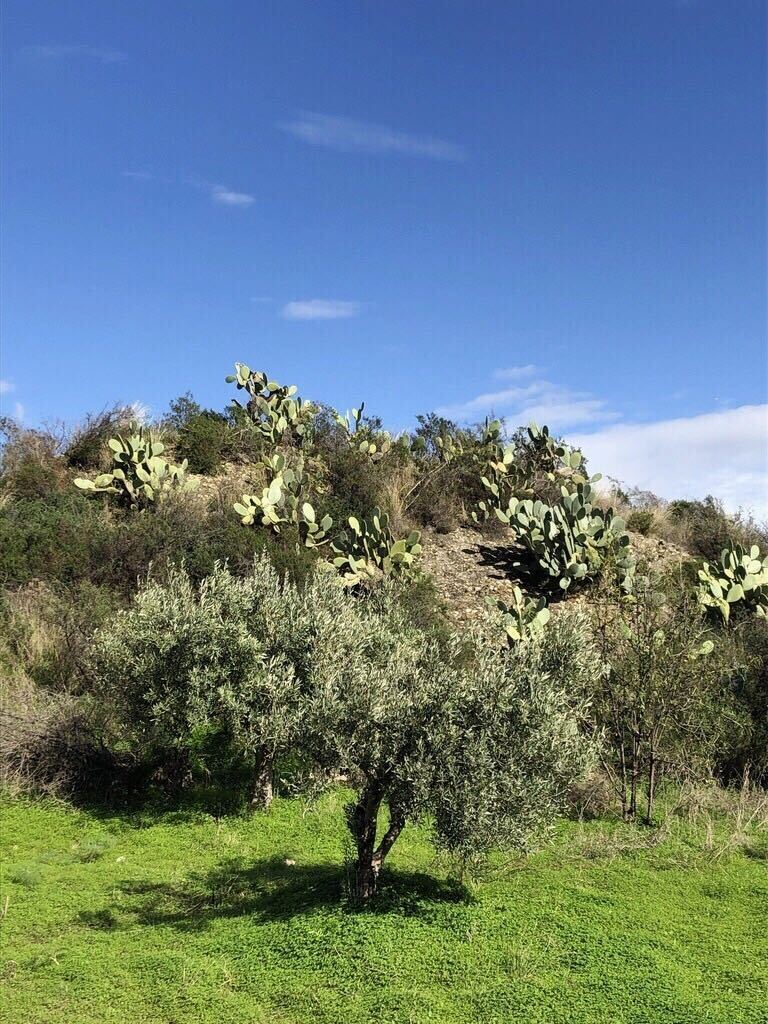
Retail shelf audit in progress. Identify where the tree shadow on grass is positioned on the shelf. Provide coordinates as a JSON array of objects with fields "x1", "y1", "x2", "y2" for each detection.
[{"x1": 95, "y1": 856, "x2": 472, "y2": 932}]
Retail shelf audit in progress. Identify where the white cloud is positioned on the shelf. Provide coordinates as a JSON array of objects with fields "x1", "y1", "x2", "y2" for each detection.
[
  {"x1": 0, "y1": 379, "x2": 12, "y2": 394},
  {"x1": 121, "y1": 170, "x2": 160, "y2": 181},
  {"x1": 123, "y1": 173, "x2": 254, "y2": 207},
  {"x1": 493, "y1": 364, "x2": 540, "y2": 381},
  {"x1": 23, "y1": 44, "x2": 126, "y2": 64},
  {"x1": 281, "y1": 299, "x2": 362, "y2": 321},
  {"x1": 280, "y1": 112, "x2": 466, "y2": 162},
  {"x1": 441, "y1": 368, "x2": 767, "y2": 515},
  {"x1": 13, "y1": 403, "x2": 24, "y2": 422},
  {"x1": 572, "y1": 405, "x2": 768, "y2": 518},
  {"x1": 437, "y1": 377, "x2": 617, "y2": 430},
  {"x1": 210, "y1": 184, "x2": 255, "y2": 207}
]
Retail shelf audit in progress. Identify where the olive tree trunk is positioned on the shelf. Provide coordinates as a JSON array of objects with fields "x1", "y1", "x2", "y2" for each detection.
[
  {"x1": 251, "y1": 748, "x2": 274, "y2": 811},
  {"x1": 348, "y1": 782, "x2": 406, "y2": 901}
]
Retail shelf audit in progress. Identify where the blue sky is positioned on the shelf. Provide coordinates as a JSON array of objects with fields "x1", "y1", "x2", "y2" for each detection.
[{"x1": 1, "y1": 1, "x2": 766, "y2": 511}]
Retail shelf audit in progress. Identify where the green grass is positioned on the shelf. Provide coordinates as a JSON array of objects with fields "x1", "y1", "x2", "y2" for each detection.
[{"x1": 1, "y1": 792, "x2": 766, "y2": 1024}]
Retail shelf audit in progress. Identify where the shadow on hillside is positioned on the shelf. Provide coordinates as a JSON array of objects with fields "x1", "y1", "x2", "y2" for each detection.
[
  {"x1": 472, "y1": 542, "x2": 569, "y2": 603},
  {"x1": 94, "y1": 856, "x2": 472, "y2": 931}
]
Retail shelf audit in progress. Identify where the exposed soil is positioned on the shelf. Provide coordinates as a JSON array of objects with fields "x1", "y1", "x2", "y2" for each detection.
[{"x1": 420, "y1": 524, "x2": 689, "y2": 627}]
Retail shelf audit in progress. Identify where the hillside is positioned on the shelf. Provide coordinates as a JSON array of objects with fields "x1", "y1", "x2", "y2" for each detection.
[{"x1": 1, "y1": 379, "x2": 767, "y2": 1024}]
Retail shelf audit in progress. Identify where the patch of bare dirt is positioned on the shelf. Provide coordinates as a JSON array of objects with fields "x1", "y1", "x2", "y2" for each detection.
[{"x1": 420, "y1": 526, "x2": 689, "y2": 626}]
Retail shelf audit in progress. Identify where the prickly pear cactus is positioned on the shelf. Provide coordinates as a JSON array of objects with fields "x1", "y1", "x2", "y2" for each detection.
[
  {"x1": 331, "y1": 506, "x2": 422, "y2": 586},
  {"x1": 495, "y1": 481, "x2": 634, "y2": 591},
  {"x1": 334, "y1": 401, "x2": 392, "y2": 461},
  {"x1": 234, "y1": 453, "x2": 331, "y2": 548},
  {"x1": 226, "y1": 364, "x2": 314, "y2": 445},
  {"x1": 74, "y1": 424, "x2": 196, "y2": 508},
  {"x1": 493, "y1": 587, "x2": 551, "y2": 644},
  {"x1": 697, "y1": 543, "x2": 768, "y2": 622}
]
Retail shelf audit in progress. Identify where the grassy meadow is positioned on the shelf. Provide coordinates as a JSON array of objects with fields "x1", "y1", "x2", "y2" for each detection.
[{"x1": 2, "y1": 792, "x2": 766, "y2": 1024}]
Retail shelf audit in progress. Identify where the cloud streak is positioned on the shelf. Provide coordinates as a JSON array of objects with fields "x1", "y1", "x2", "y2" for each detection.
[
  {"x1": 23, "y1": 44, "x2": 127, "y2": 64},
  {"x1": 280, "y1": 112, "x2": 466, "y2": 162},
  {"x1": 281, "y1": 299, "x2": 362, "y2": 321},
  {"x1": 436, "y1": 376, "x2": 617, "y2": 430},
  {"x1": 122, "y1": 172, "x2": 254, "y2": 208},
  {"x1": 0, "y1": 380, "x2": 12, "y2": 395},
  {"x1": 492, "y1": 364, "x2": 541, "y2": 381},
  {"x1": 210, "y1": 184, "x2": 255, "y2": 207}
]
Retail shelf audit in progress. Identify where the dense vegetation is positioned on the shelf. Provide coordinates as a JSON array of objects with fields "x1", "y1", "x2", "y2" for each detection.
[{"x1": 1, "y1": 364, "x2": 766, "y2": 1018}]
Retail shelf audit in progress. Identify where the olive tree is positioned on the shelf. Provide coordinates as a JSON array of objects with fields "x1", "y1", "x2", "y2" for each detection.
[
  {"x1": 299, "y1": 591, "x2": 597, "y2": 899},
  {"x1": 89, "y1": 557, "x2": 325, "y2": 807},
  {"x1": 92, "y1": 557, "x2": 596, "y2": 900}
]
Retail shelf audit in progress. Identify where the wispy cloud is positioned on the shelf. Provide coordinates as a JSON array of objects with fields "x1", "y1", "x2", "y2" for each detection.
[
  {"x1": 437, "y1": 376, "x2": 617, "y2": 430},
  {"x1": 572, "y1": 405, "x2": 768, "y2": 517},
  {"x1": 280, "y1": 112, "x2": 466, "y2": 162},
  {"x1": 0, "y1": 379, "x2": 13, "y2": 395},
  {"x1": 210, "y1": 184, "x2": 255, "y2": 207},
  {"x1": 492, "y1": 364, "x2": 541, "y2": 381},
  {"x1": 122, "y1": 172, "x2": 254, "y2": 208},
  {"x1": 281, "y1": 299, "x2": 362, "y2": 321},
  {"x1": 121, "y1": 170, "x2": 162, "y2": 182},
  {"x1": 13, "y1": 403, "x2": 25, "y2": 422},
  {"x1": 22, "y1": 44, "x2": 127, "y2": 64}
]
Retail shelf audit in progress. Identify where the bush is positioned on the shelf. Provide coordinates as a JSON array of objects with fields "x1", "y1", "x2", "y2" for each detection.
[
  {"x1": 315, "y1": 441, "x2": 388, "y2": 526},
  {"x1": 720, "y1": 617, "x2": 768, "y2": 782},
  {"x1": 0, "y1": 485, "x2": 316, "y2": 597},
  {"x1": 0, "y1": 492, "x2": 112, "y2": 590},
  {"x1": 667, "y1": 497, "x2": 736, "y2": 561},
  {"x1": 627, "y1": 509, "x2": 654, "y2": 536},
  {"x1": 588, "y1": 572, "x2": 746, "y2": 822},
  {"x1": 567, "y1": 772, "x2": 616, "y2": 820},
  {"x1": 63, "y1": 406, "x2": 133, "y2": 471},
  {"x1": 175, "y1": 411, "x2": 235, "y2": 475},
  {"x1": 0, "y1": 420, "x2": 69, "y2": 501},
  {"x1": 1, "y1": 580, "x2": 118, "y2": 693}
]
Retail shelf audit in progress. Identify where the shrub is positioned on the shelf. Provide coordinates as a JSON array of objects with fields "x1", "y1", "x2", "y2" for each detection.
[
  {"x1": 90, "y1": 558, "x2": 596, "y2": 899},
  {"x1": 667, "y1": 496, "x2": 735, "y2": 561},
  {"x1": 627, "y1": 509, "x2": 654, "y2": 536},
  {"x1": 318, "y1": 442, "x2": 386, "y2": 524},
  {"x1": 64, "y1": 406, "x2": 133, "y2": 471},
  {"x1": 88, "y1": 557, "x2": 330, "y2": 809},
  {"x1": 567, "y1": 772, "x2": 616, "y2": 820},
  {"x1": 720, "y1": 616, "x2": 768, "y2": 782},
  {"x1": 588, "y1": 572, "x2": 744, "y2": 822},
  {"x1": 0, "y1": 420, "x2": 69, "y2": 500},
  {"x1": 166, "y1": 393, "x2": 237, "y2": 475},
  {"x1": 1, "y1": 580, "x2": 117, "y2": 693},
  {"x1": 0, "y1": 492, "x2": 112, "y2": 590}
]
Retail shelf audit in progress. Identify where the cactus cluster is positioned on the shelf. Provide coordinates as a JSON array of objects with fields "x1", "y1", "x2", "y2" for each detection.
[
  {"x1": 497, "y1": 482, "x2": 634, "y2": 591},
  {"x1": 473, "y1": 419, "x2": 531, "y2": 523},
  {"x1": 526, "y1": 422, "x2": 590, "y2": 484},
  {"x1": 434, "y1": 432, "x2": 464, "y2": 462},
  {"x1": 74, "y1": 425, "x2": 196, "y2": 508},
  {"x1": 493, "y1": 587, "x2": 551, "y2": 644},
  {"x1": 331, "y1": 507, "x2": 422, "y2": 586},
  {"x1": 235, "y1": 454, "x2": 331, "y2": 548},
  {"x1": 334, "y1": 402, "x2": 392, "y2": 460},
  {"x1": 226, "y1": 364, "x2": 314, "y2": 445},
  {"x1": 697, "y1": 543, "x2": 768, "y2": 622}
]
